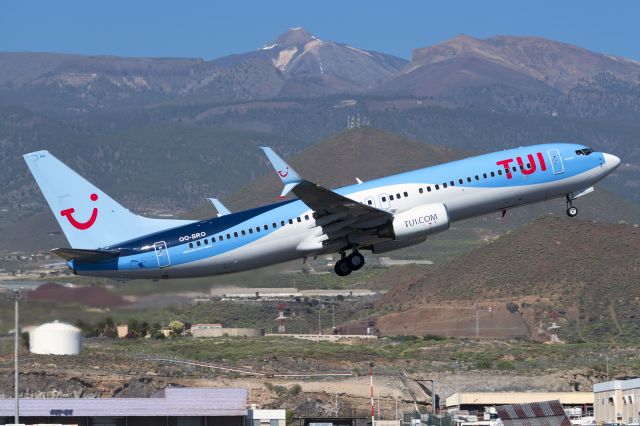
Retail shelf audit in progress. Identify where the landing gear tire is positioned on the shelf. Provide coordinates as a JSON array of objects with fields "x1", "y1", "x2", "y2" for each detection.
[
  {"x1": 347, "y1": 252, "x2": 365, "y2": 271},
  {"x1": 566, "y1": 206, "x2": 578, "y2": 217},
  {"x1": 334, "y1": 259, "x2": 352, "y2": 276}
]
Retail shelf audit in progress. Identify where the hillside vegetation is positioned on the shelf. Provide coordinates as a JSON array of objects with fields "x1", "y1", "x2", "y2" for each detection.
[{"x1": 379, "y1": 216, "x2": 640, "y2": 341}]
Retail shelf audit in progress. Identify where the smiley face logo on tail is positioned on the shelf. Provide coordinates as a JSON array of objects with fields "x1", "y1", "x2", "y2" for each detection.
[
  {"x1": 277, "y1": 167, "x2": 289, "y2": 178},
  {"x1": 60, "y1": 193, "x2": 99, "y2": 230}
]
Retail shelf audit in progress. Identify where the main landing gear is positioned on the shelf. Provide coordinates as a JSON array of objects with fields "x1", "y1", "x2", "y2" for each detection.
[
  {"x1": 566, "y1": 195, "x2": 578, "y2": 217},
  {"x1": 334, "y1": 250, "x2": 365, "y2": 276}
]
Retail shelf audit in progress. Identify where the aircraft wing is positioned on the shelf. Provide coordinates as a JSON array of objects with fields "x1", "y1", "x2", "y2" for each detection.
[{"x1": 260, "y1": 147, "x2": 391, "y2": 241}]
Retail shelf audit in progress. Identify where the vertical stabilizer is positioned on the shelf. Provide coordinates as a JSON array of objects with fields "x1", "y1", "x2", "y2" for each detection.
[{"x1": 23, "y1": 151, "x2": 194, "y2": 249}]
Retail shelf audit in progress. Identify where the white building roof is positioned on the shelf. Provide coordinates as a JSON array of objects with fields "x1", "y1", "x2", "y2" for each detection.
[{"x1": 593, "y1": 378, "x2": 640, "y2": 393}]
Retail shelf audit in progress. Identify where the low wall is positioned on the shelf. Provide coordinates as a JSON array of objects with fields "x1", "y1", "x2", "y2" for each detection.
[{"x1": 192, "y1": 328, "x2": 265, "y2": 338}]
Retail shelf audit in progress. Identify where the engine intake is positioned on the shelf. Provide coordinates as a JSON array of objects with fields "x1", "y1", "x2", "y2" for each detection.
[{"x1": 378, "y1": 203, "x2": 450, "y2": 241}]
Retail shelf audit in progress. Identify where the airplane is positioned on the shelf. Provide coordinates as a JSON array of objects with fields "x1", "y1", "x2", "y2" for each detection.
[{"x1": 23, "y1": 143, "x2": 620, "y2": 279}]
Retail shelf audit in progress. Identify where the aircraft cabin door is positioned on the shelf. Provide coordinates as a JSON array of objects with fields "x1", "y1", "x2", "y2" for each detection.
[
  {"x1": 378, "y1": 193, "x2": 391, "y2": 209},
  {"x1": 153, "y1": 241, "x2": 171, "y2": 268},
  {"x1": 547, "y1": 149, "x2": 565, "y2": 174}
]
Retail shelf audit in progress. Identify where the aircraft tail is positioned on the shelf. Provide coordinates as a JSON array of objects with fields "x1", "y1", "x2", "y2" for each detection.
[{"x1": 23, "y1": 151, "x2": 194, "y2": 249}]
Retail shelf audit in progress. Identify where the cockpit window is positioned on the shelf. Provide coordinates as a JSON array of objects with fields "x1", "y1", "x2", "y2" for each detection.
[{"x1": 575, "y1": 148, "x2": 594, "y2": 156}]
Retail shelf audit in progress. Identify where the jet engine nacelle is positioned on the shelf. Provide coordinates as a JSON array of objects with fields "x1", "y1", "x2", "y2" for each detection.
[{"x1": 378, "y1": 203, "x2": 450, "y2": 241}]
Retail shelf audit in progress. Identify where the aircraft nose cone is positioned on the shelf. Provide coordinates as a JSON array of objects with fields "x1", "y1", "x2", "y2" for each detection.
[{"x1": 603, "y1": 153, "x2": 621, "y2": 170}]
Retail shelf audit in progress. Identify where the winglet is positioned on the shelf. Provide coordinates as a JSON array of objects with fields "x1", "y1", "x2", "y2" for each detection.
[
  {"x1": 260, "y1": 147, "x2": 302, "y2": 198},
  {"x1": 208, "y1": 198, "x2": 231, "y2": 217}
]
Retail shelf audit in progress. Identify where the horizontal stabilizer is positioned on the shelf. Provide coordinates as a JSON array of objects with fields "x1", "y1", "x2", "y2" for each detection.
[{"x1": 51, "y1": 247, "x2": 119, "y2": 263}]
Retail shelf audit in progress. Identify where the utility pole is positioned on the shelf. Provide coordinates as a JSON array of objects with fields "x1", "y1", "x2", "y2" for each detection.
[
  {"x1": 369, "y1": 362, "x2": 375, "y2": 426},
  {"x1": 8, "y1": 287, "x2": 27, "y2": 425},
  {"x1": 318, "y1": 296, "x2": 322, "y2": 335},
  {"x1": 332, "y1": 303, "x2": 335, "y2": 330}
]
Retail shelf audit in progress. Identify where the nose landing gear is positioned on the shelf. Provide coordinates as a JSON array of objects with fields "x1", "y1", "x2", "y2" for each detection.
[
  {"x1": 334, "y1": 250, "x2": 366, "y2": 276},
  {"x1": 566, "y1": 195, "x2": 578, "y2": 217}
]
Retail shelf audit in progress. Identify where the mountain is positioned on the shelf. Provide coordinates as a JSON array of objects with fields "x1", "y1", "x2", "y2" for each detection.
[
  {"x1": 0, "y1": 28, "x2": 407, "y2": 114},
  {"x1": 377, "y1": 34, "x2": 640, "y2": 116},
  {"x1": 217, "y1": 28, "x2": 408, "y2": 94},
  {"x1": 374, "y1": 216, "x2": 640, "y2": 341},
  {"x1": 0, "y1": 51, "x2": 286, "y2": 113}
]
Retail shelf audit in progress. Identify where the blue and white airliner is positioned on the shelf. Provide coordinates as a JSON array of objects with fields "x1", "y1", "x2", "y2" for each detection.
[{"x1": 24, "y1": 143, "x2": 620, "y2": 278}]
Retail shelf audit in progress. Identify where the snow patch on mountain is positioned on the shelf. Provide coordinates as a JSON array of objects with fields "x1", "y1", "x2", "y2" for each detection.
[{"x1": 345, "y1": 45, "x2": 373, "y2": 58}]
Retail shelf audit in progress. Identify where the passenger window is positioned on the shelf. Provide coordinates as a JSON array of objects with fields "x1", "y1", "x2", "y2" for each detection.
[
  {"x1": 475, "y1": 175, "x2": 479, "y2": 181},
  {"x1": 467, "y1": 177, "x2": 472, "y2": 182},
  {"x1": 273, "y1": 222, "x2": 277, "y2": 228},
  {"x1": 519, "y1": 164, "x2": 524, "y2": 171},
  {"x1": 459, "y1": 179, "x2": 463, "y2": 184},
  {"x1": 304, "y1": 215, "x2": 309, "y2": 221},
  {"x1": 241, "y1": 230, "x2": 246, "y2": 236},
  {"x1": 491, "y1": 171, "x2": 495, "y2": 177},
  {"x1": 197, "y1": 240, "x2": 201, "y2": 247},
  {"x1": 249, "y1": 228, "x2": 253, "y2": 234},
  {"x1": 263, "y1": 225, "x2": 268, "y2": 230},
  {"x1": 450, "y1": 181, "x2": 454, "y2": 186},
  {"x1": 281, "y1": 220, "x2": 285, "y2": 226},
  {"x1": 435, "y1": 184, "x2": 440, "y2": 190},
  {"x1": 189, "y1": 243, "x2": 193, "y2": 248},
  {"x1": 389, "y1": 195, "x2": 394, "y2": 201},
  {"x1": 204, "y1": 239, "x2": 208, "y2": 244},
  {"x1": 256, "y1": 227, "x2": 260, "y2": 232},
  {"x1": 419, "y1": 188, "x2": 424, "y2": 194},
  {"x1": 218, "y1": 236, "x2": 223, "y2": 241},
  {"x1": 498, "y1": 169, "x2": 503, "y2": 176},
  {"x1": 382, "y1": 196, "x2": 387, "y2": 201},
  {"x1": 396, "y1": 193, "x2": 401, "y2": 199},
  {"x1": 289, "y1": 219, "x2": 293, "y2": 225},
  {"x1": 226, "y1": 233, "x2": 231, "y2": 239},
  {"x1": 483, "y1": 173, "x2": 487, "y2": 179},
  {"x1": 512, "y1": 166, "x2": 517, "y2": 172},
  {"x1": 368, "y1": 198, "x2": 374, "y2": 204},
  {"x1": 296, "y1": 217, "x2": 301, "y2": 223},
  {"x1": 403, "y1": 191, "x2": 408, "y2": 197},
  {"x1": 442, "y1": 183, "x2": 447, "y2": 188},
  {"x1": 427, "y1": 187, "x2": 431, "y2": 192},
  {"x1": 234, "y1": 232, "x2": 238, "y2": 238}
]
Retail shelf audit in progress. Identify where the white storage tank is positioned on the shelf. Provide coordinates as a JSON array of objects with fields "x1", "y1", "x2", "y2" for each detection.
[{"x1": 29, "y1": 321, "x2": 82, "y2": 355}]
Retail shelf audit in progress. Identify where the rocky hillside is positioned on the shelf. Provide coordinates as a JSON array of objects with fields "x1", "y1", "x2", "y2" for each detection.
[{"x1": 377, "y1": 216, "x2": 640, "y2": 341}]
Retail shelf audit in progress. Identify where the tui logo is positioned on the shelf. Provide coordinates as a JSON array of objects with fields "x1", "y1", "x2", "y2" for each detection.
[
  {"x1": 60, "y1": 193, "x2": 99, "y2": 230},
  {"x1": 277, "y1": 167, "x2": 289, "y2": 178}
]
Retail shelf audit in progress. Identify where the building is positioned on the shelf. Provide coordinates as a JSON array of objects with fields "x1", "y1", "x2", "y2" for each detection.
[
  {"x1": 192, "y1": 327, "x2": 264, "y2": 338},
  {"x1": 192, "y1": 324, "x2": 224, "y2": 330},
  {"x1": 246, "y1": 409, "x2": 286, "y2": 426},
  {"x1": 0, "y1": 387, "x2": 247, "y2": 426},
  {"x1": 496, "y1": 400, "x2": 571, "y2": 426},
  {"x1": 117, "y1": 324, "x2": 129, "y2": 338},
  {"x1": 593, "y1": 377, "x2": 640, "y2": 425},
  {"x1": 446, "y1": 392, "x2": 593, "y2": 413}
]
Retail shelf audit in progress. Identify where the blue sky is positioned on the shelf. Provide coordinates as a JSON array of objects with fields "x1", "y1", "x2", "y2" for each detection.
[{"x1": 1, "y1": 0, "x2": 639, "y2": 61}]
